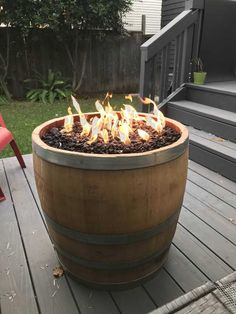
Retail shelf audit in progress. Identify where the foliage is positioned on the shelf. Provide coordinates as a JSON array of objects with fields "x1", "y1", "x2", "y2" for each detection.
[
  {"x1": 192, "y1": 57, "x2": 204, "y2": 72},
  {"x1": 0, "y1": 0, "x2": 133, "y2": 34},
  {"x1": 0, "y1": 0, "x2": 134, "y2": 94},
  {"x1": 25, "y1": 69, "x2": 71, "y2": 104}
]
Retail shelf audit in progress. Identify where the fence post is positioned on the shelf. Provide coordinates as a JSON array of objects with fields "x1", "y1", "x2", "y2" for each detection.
[{"x1": 142, "y1": 15, "x2": 146, "y2": 35}]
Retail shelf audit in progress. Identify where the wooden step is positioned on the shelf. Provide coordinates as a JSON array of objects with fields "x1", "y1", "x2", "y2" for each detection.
[
  {"x1": 167, "y1": 100, "x2": 236, "y2": 142},
  {"x1": 184, "y1": 83, "x2": 236, "y2": 112},
  {"x1": 187, "y1": 126, "x2": 236, "y2": 182}
]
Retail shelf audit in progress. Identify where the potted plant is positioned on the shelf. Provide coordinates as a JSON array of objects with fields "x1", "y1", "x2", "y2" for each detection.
[{"x1": 192, "y1": 57, "x2": 207, "y2": 85}]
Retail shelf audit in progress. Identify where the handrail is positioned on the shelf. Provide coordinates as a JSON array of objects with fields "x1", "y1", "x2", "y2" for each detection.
[
  {"x1": 141, "y1": 10, "x2": 199, "y2": 61},
  {"x1": 139, "y1": 5, "x2": 204, "y2": 109}
]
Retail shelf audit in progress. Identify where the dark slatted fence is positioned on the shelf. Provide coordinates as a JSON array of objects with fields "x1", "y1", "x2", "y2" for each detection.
[{"x1": 0, "y1": 29, "x2": 146, "y2": 98}]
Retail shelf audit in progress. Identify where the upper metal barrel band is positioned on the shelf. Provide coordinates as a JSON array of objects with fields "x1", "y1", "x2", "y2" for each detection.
[
  {"x1": 54, "y1": 241, "x2": 171, "y2": 270},
  {"x1": 32, "y1": 138, "x2": 188, "y2": 170},
  {"x1": 43, "y1": 209, "x2": 180, "y2": 245}
]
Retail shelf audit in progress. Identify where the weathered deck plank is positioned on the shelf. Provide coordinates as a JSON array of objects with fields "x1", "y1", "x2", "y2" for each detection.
[
  {"x1": 111, "y1": 286, "x2": 156, "y2": 314},
  {"x1": 2, "y1": 157, "x2": 80, "y2": 314},
  {"x1": 68, "y1": 279, "x2": 120, "y2": 314},
  {"x1": 186, "y1": 181, "x2": 236, "y2": 221},
  {"x1": 1, "y1": 155, "x2": 236, "y2": 314},
  {"x1": 183, "y1": 192, "x2": 236, "y2": 245},
  {"x1": 173, "y1": 225, "x2": 233, "y2": 281},
  {"x1": 143, "y1": 269, "x2": 184, "y2": 307},
  {"x1": 188, "y1": 168, "x2": 236, "y2": 208},
  {"x1": 0, "y1": 161, "x2": 39, "y2": 314},
  {"x1": 164, "y1": 245, "x2": 209, "y2": 291},
  {"x1": 188, "y1": 160, "x2": 236, "y2": 193},
  {"x1": 179, "y1": 207, "x2": 236, "y2": 269}
]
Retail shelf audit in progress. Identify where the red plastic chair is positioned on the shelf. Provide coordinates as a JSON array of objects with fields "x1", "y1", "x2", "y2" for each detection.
[{"x1": 0, "y1": 114, "x2": 26, "y2": 201}]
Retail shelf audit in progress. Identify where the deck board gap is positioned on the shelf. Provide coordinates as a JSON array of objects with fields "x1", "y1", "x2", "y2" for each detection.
[
  {"x1": 64, "y1": 276, "x2": 82, "y2": 314},
  {"x1": 141, "y1": 284, "x2": 159, "y2": 307},
  {"x1": 162, "y1": 268, "x2": 186, "y2": 293},
  {"x1": 108, "y1": 292, "x2": 123, "y2": 314},
  {"x1": 177, "y1": 221, "x2": 235, "y2": 272},
  {"x1": 171, "y1": 242, "x2": 213, "y2": 282},
  {"x1": 188, "y1": 160, "x2": 236, "y2": 193},
  {"x1": 185, "y1": 189, "x2": 235, "y2": 222},
  {"x1": 22, "y1": 167, "x2": 49, "y2": 233},
  {"x1": 2, "y1": 160, "x2": 42, "y2": 314},
  {"x1": 188, "y1": 165, "x2": 236, "y2": 194},
  {"x1": 188, "y1": 168, "x2": 236, "y2": 202},
  {"x1": 184, "y1": 194, "x2": 236, "y2": 244},
  {"x1": 186, "y1": 178, "x2": 236, "y2": 210},
  {"x1": 182, "y1": 202, "x2": 236, "y2": 247}
]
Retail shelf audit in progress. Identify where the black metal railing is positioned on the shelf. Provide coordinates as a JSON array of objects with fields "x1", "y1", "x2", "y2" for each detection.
[{"x1": 139, "y1": 1, "x2": 204, "y2": 110}]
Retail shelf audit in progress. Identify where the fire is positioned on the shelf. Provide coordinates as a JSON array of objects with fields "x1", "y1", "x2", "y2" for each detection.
[
  {"x1": 62, "y1": 94, "x2": 166, "y2": 145},
  {"x1": 63, "y1": 107, "x2": 74, "y2": 133},
  {"x1": 119, "y1": 122, "x2": 131, "y2": 145},
  {"x1": 138, "y1": 129, "x2": 150, "y2": 141}
]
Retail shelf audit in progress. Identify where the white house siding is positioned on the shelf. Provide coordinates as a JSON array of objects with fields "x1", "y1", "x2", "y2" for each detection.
[{"x1": 124, "y1": 0, "x2": 162, "y2": 35}]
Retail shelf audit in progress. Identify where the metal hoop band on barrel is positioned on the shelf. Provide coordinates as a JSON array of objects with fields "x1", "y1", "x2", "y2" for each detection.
[
  {"x1": 54, "y1": 241, "x2": 171, "y2": 270},
  {"x1": 43, "y1": 209, "x2": 180, "y2": 245}
]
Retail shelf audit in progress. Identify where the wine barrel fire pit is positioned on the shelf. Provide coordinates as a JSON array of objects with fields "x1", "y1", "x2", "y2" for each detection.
[{"x1": 32, "y1": 97, "x2": 188, "y2": 288}]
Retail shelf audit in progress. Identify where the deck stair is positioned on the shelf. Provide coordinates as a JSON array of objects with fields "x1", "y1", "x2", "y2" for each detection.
[{"x1": 166, "y1": 82, "x2": 236, "y2": 182}]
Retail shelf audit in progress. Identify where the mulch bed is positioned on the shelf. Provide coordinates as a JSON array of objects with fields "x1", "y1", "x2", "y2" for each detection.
[{"x1": 42, "y1": 120, "x2": 181, "y2": 154}]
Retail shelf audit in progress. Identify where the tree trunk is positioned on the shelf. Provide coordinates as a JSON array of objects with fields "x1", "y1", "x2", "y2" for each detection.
[{"x1": 63, "y1": 30, "x2": 89, "y2": 93}]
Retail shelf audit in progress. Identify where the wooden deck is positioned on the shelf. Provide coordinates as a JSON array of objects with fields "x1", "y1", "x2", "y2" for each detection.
[{"x1": 0, "y1": 154, "x2": 236, "y2": 314}]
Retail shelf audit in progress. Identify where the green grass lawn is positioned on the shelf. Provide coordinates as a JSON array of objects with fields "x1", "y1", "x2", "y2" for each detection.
[{"x1": 0, "y1": 94, "x2": 140, "y2": 158}]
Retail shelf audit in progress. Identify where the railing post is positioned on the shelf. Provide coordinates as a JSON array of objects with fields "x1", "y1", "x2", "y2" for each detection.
[
  {"x1": 180, "y1": 24, "x2": 194, "y2": 84},
  {"x1": 139, "y1": 48, "x2": 151, "y2": 112},
  {"x1": 192, "y1": 10, "x2": 204, "y2": 58},
  {"x1": 159, "y1": 44, "x2": 171, "y2": 102},
  {"x1": 186, "y1": 0, "x2": 204, "y2": 59}
]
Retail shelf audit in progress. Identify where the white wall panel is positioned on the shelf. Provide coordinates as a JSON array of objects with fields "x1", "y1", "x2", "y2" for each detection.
[{"x1": 124, "y1": 0, "x2": 162, "y2": 34}]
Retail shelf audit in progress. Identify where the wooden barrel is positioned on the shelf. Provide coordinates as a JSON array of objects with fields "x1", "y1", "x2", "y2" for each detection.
[{"x1": 32, "y1": 114, "x2": 189, "y2": 288}]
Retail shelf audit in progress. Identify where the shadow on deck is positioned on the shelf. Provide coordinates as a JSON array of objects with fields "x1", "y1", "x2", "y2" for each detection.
[{"x1": 0, "y1": 154, "x2": 236, "y2": 314}]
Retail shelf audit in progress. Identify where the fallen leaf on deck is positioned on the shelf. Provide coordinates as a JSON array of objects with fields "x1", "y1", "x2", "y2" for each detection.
[
  {"x1": 210, "y1": 137, "x2": 224, "y2": 142},
  {"x1": 53, "y1": 266, "x2": 64, "y2": 278}
]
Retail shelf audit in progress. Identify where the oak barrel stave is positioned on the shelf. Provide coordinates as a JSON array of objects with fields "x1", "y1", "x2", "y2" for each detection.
[{"x1": 32, "y1": 115, "x2": 188, "y2": 288}]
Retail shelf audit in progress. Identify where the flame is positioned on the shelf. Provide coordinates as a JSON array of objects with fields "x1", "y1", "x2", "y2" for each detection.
[
  {"x1": 153, "y1": 104, "x2": 166, "y2": 129},
  {"x1": 111, "y1": 114, "x2": 119, "y2": 139},
  {"x1": 100, "y1": 129, "x2": 109, "y2": 144},
  {"x1": 71, "y1": 95, "x2": 82, "y2": 114},
  {"x1": 80, "y1": 118, "x2": 91, "y2": 137},
  {"x1": 95, "y1": 100, "x2": 106, "y2": 116},
  {"x1": 138, "y1": 129, "x2": 150, "y2": 141},
  {"x1": 140, "y1": 97, "x2": 165, "y2": 133},
  {"x1": 102, "y1": 92, "x2": 112, "y2": 106},
  {"x1": 63, "y1": 106, "x2": 74, "y2": 133},
  {"x1": 140, "y1": 96, "x2": 156, "y2": 106},
  {"x1": 62, "y1": 94, "x2": 166, "y2": 145},
  {"x1": 125, "y1": 94, "x2": 133, "y2": 102},
  {"x1": 119, "y1": 122, "x2": 131, "y2": 145}
]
